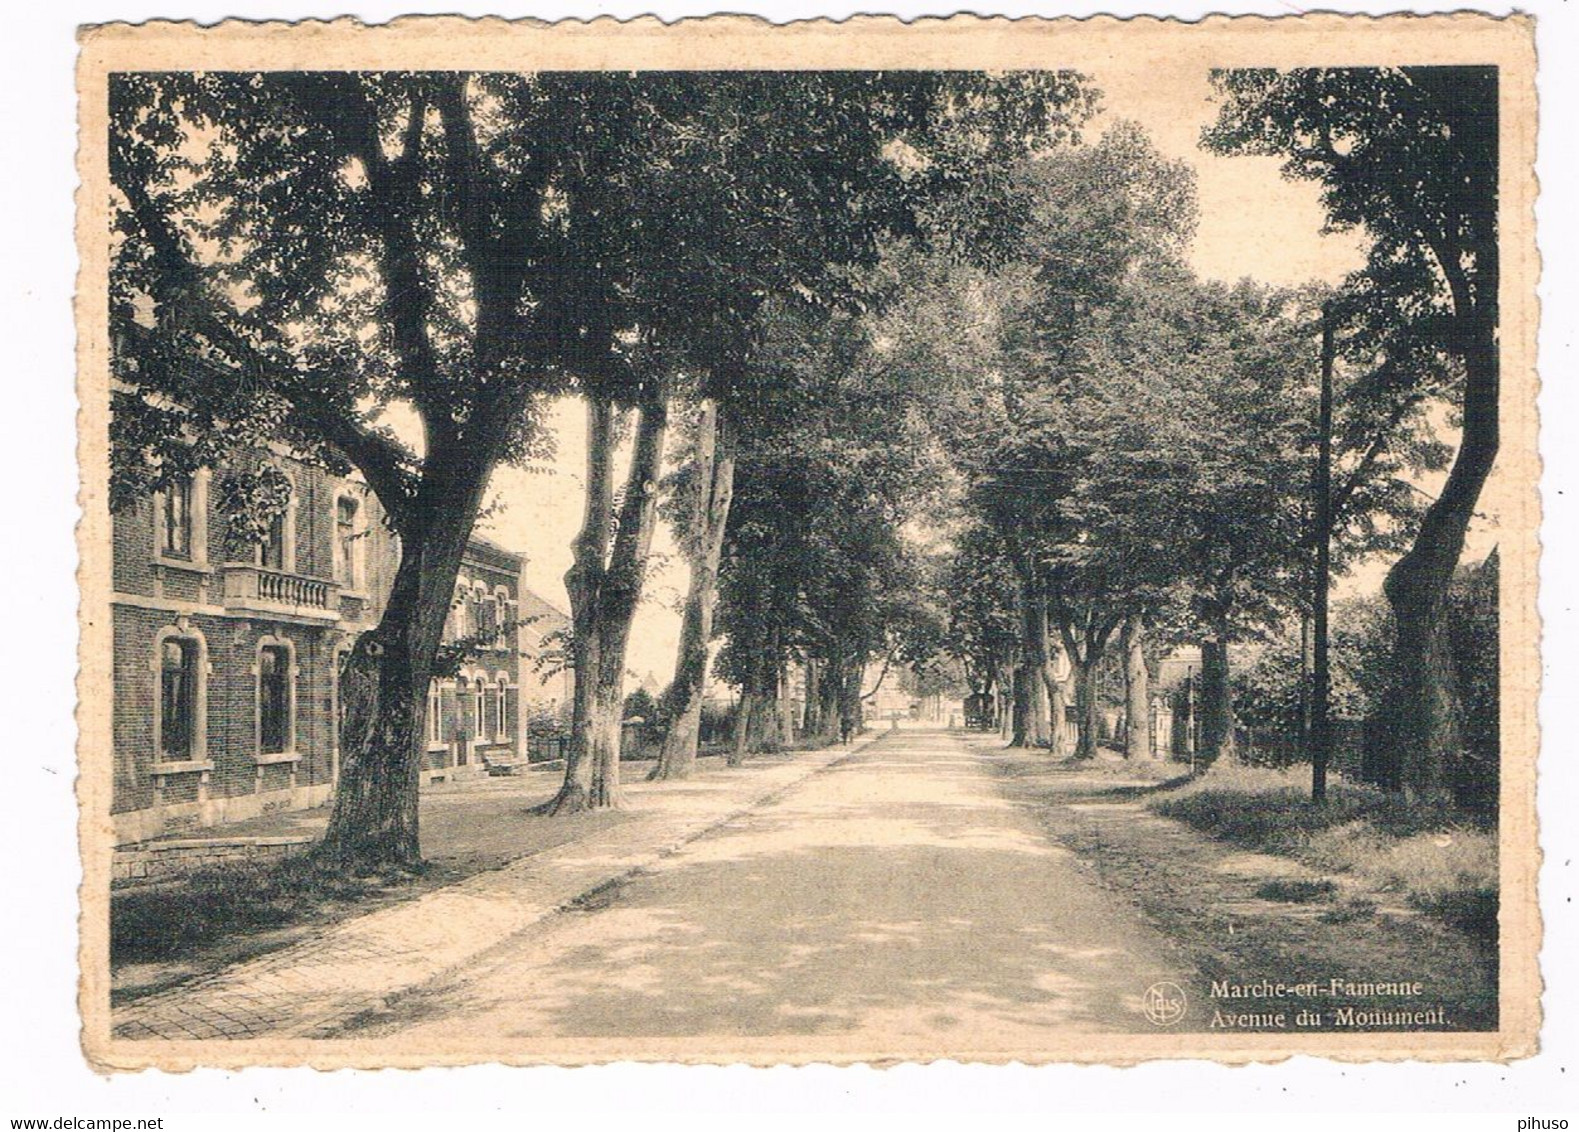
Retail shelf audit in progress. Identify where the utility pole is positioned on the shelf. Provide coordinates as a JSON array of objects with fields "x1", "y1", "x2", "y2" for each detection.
[{"x1": 1311, "y1": 302, "x2": 1336, "y2": 805}]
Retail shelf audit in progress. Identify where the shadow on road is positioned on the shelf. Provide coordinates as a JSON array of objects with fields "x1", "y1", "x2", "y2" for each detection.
[{"x1": 351, "y1": 733, "x2": 1186, "y2": 1045}]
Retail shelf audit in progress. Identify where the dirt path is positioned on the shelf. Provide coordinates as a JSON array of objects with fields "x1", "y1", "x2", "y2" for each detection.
[
  {"x1": 342, "y1": 728, "x2": 1194, "y2": 1055},
  {"x1": 977, "y1": 740, "x2": 1498, "y2": 1033}
]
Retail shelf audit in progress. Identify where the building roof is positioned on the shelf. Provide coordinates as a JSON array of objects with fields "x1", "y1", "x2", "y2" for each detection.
[
  {"x1": 463, "y1": 534, "x2": 526, "y2": 572},
  {"x1": 517, "y1": 586, "x2": 571, "y2": 648},
  {"x1": 1154, "y1": 646, "x2": 1203, "y2": 692}
]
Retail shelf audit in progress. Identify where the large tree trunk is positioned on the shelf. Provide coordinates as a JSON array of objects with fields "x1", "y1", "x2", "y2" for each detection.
[
  {"x1": 1010, "y1": 665, "x2": 1029, "y2": 747},
  {"x1": 1121, "y1": 616, "x2": 1151, "y2": 759},
  {"x1": 1376, "y1": 324, "x2": 1498, "y2": 799},
  {"x1": 840, "y1": 650, "x2": 865, "y2": 740},
  {"x1": 1041, "y1": 644, "x2": 1068, "y2": 755},
  {"x1": 545, "y1": 399, "x2": 616, "y2": 815},
  {"x1": 1017, "y1": 570, "x2": 1053, "y2": 748},
  {"x1": 801, "y1": 658, "x2": 822, "y2": 738},
  {"x1": 650, "y1": 403, "x2": 736, "y2": 781},
  {"x1": 1071, "y1": 658, "x2": 1102, "y2": 760},
  {"x1": 318, "y1": 591, "x2": 426, "y2": 870},
  {"x1": 730, "y1": 667, "x2": 779, "y2": 764},
  {"x1": 728, "y1": 690, "x2": 757, "y2": 767},
  {"x1": 997, "y1": 664, "x2": 1015, "y2": 741},
  {"x1": 777, "y1": 653, "x2": 795, "y2": 745},
  {"x1": 1053, "y1": 606, "x2": 1117, "y2": 762},
  {"x1": 318, "y1": 445, "x2": 493, "y2": 870},
  {"x1": 1197, "y1": 632, "x2": 1236, "y2": 768},
  {"x1": 546, "y1": 383, "x2": 671, "y2": 814},
  {"x1": 816, "y1": 656, "x2": 844, "y2": 743}
]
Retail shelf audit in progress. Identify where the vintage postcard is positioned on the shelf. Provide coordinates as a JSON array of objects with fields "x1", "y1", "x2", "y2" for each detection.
[{"x1": 76, "y1": 13, "x2": 1540, "y2": 1069}]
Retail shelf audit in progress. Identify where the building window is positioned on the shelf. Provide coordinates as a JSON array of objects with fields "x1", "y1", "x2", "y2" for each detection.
[
  {"x1": 443, "y1": 591, "x2": 460, "y2": 643},
  {"x1": 495, "y1": 676, "x2": 508, "y2": 742},
  {"x1": 334, "y1": 496, "x2": 361, "y2": 588},
  {"x1": 259, "y1": 644, "x2": 292, "y2": 754},
  {"x1": 245, "y1": 469, "x2": 294, "y2": 573},
  {"x1": 493, "y1": 587, "x2": 512, "y2": 649},
  {"x1": 259, "y1": 512, "x2": 287, "y2": 571},
  {"x1": 469, "y1": 585, "x2": 488, "y2": 642},
  {"x1": 473, "y1": 677, "x2": 486, "y2": 740},
  {"x1": 159, "y1": 638, "x2": 198, "y2": 760},
  {"x1": 159, "y1": 478, "x2": 193, "y2": 560},
  {"x1": 427, "y1": 680, "x2": 443, "y2": 745},
  {"x1": 479, "y1": 680, "x2": 496, "y2": 743}
]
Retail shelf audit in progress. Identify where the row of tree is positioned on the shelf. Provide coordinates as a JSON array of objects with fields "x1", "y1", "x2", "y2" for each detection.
[
  {"x1": 109, "y1": 68, "x2": 1099, "y2": 869},
  {"x1": 109, "y1": 65, "x2": 1500, "y2": 871},
  {"x1": 934, "y1": 67, "x2": 1499, "y2": 809}
]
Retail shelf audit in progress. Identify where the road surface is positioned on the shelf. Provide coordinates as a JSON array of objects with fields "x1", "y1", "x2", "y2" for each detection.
[{"x1": 351, "y1": 728, "x2": 1192, "y2": 1053}]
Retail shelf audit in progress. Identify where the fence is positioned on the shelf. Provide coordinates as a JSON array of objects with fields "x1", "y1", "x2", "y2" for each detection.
[
  {"x1": 525, "y1": 721, "x2": 662, "y2": 764},
  {"x1": 526, "y1": 733, "x2": 571, "y2": 764},
  {"x1": 1235, "y1": 720, "x2": 1367, "y2": 780}
]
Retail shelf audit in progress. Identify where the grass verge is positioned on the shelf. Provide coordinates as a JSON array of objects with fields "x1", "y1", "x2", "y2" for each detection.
[
  {"x1": 1149, "y1": 763, "x2": 1497, "y2": 943},
  {"x1": 112, "y1": 853, "x2": 424, "y2": 965}
]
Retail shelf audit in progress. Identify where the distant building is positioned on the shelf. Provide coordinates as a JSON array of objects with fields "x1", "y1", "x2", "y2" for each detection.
[
  {"x1": 109, "y1": 450, "x2": 554, "y2": 844},
  {"x1": 513, "y1": 583, "x2": 573, "y2": 724},
  {"x1": 426, "y1": 536, "x2": 527, "y2": 785}
]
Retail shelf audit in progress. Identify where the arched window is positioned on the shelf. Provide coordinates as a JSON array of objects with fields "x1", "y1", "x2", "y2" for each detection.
[
  {"x1": 493, "y1": 586, "x2": 512, "y2": 648},
  {"x1": 427, "y1": 679, "x2": 443, "y2": 745},
  {"x1": 479, "y1": 678, "x2": 496, "y2": 743},
  {"x1": 159, "y1": 638, "x2": 198, "y2": 758},
  {"x1": 456, "y1": 676, "x2": 471, "y2": 739},
  {"x1": 256, "y1": 637, "x2": 296, "y2": 754},
  {"x1": 472, "y1": 582, "x2": 492, "y2": 642},
  {"x1": 152, "y1": 625, "x2": 207, "y2": 763},
  {"x1": 495, "y1": 675, "x2": 509, "y2": 741},
  {"x1": 254, "y1": 470, "x2": 296, "y2": 572}
]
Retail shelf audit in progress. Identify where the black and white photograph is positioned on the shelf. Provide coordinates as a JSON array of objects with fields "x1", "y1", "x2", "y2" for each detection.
[{"x1": 68, "y1": 12, "x2": 1541, "y2": 1074}]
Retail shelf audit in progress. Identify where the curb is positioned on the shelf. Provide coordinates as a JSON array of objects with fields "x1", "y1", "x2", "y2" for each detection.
[
  {"x1": 326, "y1": 731, "x2": 888, "y2": 1036},
  {"x1": 112, "y1": 732, "x2": 884, "y2": 1043}
]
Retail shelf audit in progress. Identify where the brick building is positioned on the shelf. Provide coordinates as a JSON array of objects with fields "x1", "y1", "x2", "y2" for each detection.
[{"x1": 110, "y1": 449, "x2": 541, "y2": 845}]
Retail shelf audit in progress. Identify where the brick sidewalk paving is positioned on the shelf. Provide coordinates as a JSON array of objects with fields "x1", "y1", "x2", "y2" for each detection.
[{"x1": 112, "y1": 740, "x2": 871, "y2": 1041}]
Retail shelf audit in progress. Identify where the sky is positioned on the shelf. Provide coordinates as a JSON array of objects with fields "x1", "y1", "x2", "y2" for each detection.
[{"x1": 474, "y1": 64, "x2": 1479, "y2": 689}]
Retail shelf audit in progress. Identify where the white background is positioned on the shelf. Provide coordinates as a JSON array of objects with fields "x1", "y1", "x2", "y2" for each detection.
[{"x1": 2, "y1": 0, "x2": 1573, "y2": 1123}]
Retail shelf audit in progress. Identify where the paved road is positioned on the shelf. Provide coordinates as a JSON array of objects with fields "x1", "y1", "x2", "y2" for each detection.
[
  {"x1": 110, "y1": 742, "x2": 857, "y2": 1046},
  {"x1": 355, "y1": 728, "x2": 1190, "y2": 1055}
]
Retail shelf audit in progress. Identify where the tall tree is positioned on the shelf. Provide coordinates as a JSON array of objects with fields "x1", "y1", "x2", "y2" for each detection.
[
  {"x1": 112, "y1": 73, "x2": 593, "y2": 869},
  {"x1": 617, "y1": 70, "x2": 1099, "y2": 783},
  {"x1": 1205, "y1": 66, "x2": 1499, "y2": 797},
  {"x1": 713, "y1": 302, "x2": 946, "y2": 755},
  {"x1": 950, "y1": 122, "x2": 1199, "y2": 751},
  {"x1": 112, "y1": 71, "x2": 1100, "y2": 853},
  {"x1": 648, "y1": 398, "x2": 736, "y2": 781},
  {"x1": 942, "y1": 524, "x2": 1023, "y2": 736}
]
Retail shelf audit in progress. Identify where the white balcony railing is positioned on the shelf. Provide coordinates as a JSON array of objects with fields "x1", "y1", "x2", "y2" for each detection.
[{"x1": 220, "y1": 564, "x2": 339, "y2": 620}]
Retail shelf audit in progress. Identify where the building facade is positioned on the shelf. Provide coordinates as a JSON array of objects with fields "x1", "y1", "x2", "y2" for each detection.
[{"x1": 110, "y1": 450, "x2": 536, "y2": 845}]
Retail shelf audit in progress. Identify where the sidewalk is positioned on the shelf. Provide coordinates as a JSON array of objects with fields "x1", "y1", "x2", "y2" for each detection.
[{"x1": 111, "y1": 737, "x2": 875, "y2": 1042}]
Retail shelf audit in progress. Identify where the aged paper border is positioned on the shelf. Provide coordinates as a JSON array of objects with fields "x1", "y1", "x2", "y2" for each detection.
[{"x1": 75, "y1": 12, "x2": 1541, "y2": 1071}]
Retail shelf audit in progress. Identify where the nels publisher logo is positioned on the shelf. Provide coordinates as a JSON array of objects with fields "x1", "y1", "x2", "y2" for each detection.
[{"x1": 1143, "y1": 981, "x2": 1188, "y2": 1027}]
